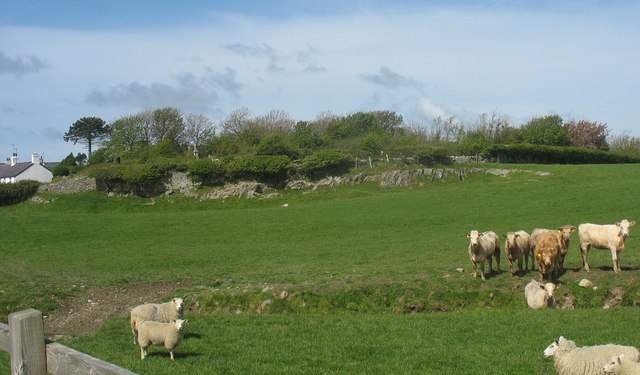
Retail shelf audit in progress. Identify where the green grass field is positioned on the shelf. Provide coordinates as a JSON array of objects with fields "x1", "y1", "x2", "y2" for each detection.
[{"x1": 2, "y1": 163, "x2": 640, "y2": 374}]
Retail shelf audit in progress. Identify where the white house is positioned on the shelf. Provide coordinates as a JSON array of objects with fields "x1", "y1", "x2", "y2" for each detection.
[{"x1": 0, "y1": 152, "x2": 56, "y2": 184}]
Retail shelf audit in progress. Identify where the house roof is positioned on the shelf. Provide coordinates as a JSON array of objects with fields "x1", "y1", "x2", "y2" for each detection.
[{"x1": 0, "y1": 162, "x2": 58, "y2": 179}]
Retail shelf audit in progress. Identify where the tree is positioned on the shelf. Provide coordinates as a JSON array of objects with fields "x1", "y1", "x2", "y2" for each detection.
[
  {"x1": 219, "y1": 107, "x2": 253, "y2": 137},
  {"x1": 64, "y1": 117, "x2": 110, "y2": 156},
  {"x1": 520, "y1": 115, "x2": 570, "y2": 146},
  {"x1": 184, "y1": 113, "x2": 215, "y2": 157},
  {"x1": 152, "y1": 107, "x2": 185, "y2": 145},
  {"x1": 565, "y1": 120, "x2": 609, "y2": 150}
]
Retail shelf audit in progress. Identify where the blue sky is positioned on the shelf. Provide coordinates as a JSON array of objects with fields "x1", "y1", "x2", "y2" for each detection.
[{"x1": 1, "y1": 1, "x2": 639, "y2": 161}]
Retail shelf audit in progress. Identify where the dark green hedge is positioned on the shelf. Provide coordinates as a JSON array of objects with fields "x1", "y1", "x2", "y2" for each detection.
[
  {"x1": 488, "y1": 144, "x2": 640, "y2": 164},
  {"x1": 0, "y1": 180, "x2": 40, "y2": 205},
  {"x1": 415, "y1": 146, "x2": 452, "y2": 165},
  {"x1": 187, "y1": 159, "x2": 226, "y2": 183},
  {"x1": 298, "y1": 150, "x2": 351, "y2": 179},
  {"x1": 226, "y1": 155, "x2": 292, "y2": 182}
]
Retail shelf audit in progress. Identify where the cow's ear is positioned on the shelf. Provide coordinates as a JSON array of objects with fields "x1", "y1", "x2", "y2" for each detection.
[
  {"x1": 616, "y1": 222, "x2": 621, "y2": 227},
  {"x1": 466, "y1": 233, "x2": 470, "y2": 238},
  {"x1": 570, "y1": 226, "x2": 576, "y2": 231},
  {"x1": 630, "y1": 221, "x2": 636, "y2": 227}
]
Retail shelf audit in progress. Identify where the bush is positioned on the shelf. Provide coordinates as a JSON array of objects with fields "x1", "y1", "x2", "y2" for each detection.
[
  {"x1": 187, "y1": 159, "x2": 226, "y2": 183},
  {"x1": 52, "y1": 164, "x2": 70, "y2": 177},
  {"x1": 298, "y1": 150, "x2": 351, "y2": 178},
  {"x1": 0, "y1": 180, "x2": 40, "y2": 205},
  {"x1": 255, "y1": 134, "x2": 296, "y2": 158},
  {"x1": 415, "y1": 147, "x2": 452, "y2": 165},
  {"x1": 227, "y1": 155, "x2": 292, "y2": 182},
  {"x1": 487, "y1": 144, "x2": 640, "y2": 164}
]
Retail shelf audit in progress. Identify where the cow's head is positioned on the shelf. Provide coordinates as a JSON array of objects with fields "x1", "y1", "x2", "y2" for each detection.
[
  {"x1": 467, "y1": 230, "x2": 482, "y2": 247},
  {"x1": 503, "y1": 232, "x2": 519, "y2": 260},
  {"x1": 536, "y1": 249, "x2": 553, "y2": 269},
  {"x1": 556, "y1": 225, "x2": 576, "y2": 245},
  {"x1": 616, "y1": 219, "x2": 636, "y2": 238}
]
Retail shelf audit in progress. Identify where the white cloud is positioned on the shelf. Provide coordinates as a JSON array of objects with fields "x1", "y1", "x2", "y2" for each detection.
[{"x1": 417, "y1": 98, "x2": 447, "y2": 121}]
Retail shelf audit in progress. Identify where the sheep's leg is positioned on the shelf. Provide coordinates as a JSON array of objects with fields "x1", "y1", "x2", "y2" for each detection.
[
  {"x1": 170, "y1": 350, "x2": 174, "y2": 361},
  {"x1": 580, "y1": 243, "x2": 591, "y2": 272},
  {"x1": 495, "y1": 247, "x2": 500, "y2": 271},
  {"x1": 140, "y1": 347, "x2": 147, "y2": 360}
]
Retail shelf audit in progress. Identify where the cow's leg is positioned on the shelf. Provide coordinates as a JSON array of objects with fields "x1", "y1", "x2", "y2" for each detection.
[
  {"x1": 488, "y1": 255, "x2": 493, "y2": 274},
  {"x1": 480, "y1": 259, "x2": 486, "y2": 280},
  {"x1": 580, "y1": 243, "x2": 591, "y2": 272},
  {"x1": 517, "y1": 258, "x2": 524, "y2": 276},
  {"x1": 472, "y1": 261, "x2": 477, "y2": 278},
  {"x1": 611, "y1": 247, "x2": 621, "y2": 273}
]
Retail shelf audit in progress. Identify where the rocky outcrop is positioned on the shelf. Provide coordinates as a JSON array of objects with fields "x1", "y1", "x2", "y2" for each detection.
[
  {"x1": 39, "y1": 176, "x2": 96, "y2": 194},
  {"x1": 36, "y1": 168, "x2": 548, "y2": 200}
]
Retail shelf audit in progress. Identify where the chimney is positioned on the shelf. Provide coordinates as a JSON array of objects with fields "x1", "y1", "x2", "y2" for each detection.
[
  {"x1": 10, "y1": 152, "x2": 18, "y2": 166},
  {"x1": 5, "y1": 158, "x2": 10, "y2": 165},
  {"x1": 31, "y1": 153, "x2": 42, "y2": 164}
]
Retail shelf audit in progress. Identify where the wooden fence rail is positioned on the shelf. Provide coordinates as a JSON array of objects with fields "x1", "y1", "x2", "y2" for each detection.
[{"x1": 1, "y1": 309, "x2": 137, "y2": 375}]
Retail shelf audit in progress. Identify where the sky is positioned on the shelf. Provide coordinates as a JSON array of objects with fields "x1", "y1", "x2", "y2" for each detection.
[{"x1": 1, "y1": 0, "x2": 639, "y2": 161}]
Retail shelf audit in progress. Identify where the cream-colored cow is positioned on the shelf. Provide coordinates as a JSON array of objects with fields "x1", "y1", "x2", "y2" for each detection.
[
  {"x1": 578, "y1": 219, "x2": 635, "y2": 273},
  {"x1": 467, "y1": 230, "x2": 500, "y2": 280}
]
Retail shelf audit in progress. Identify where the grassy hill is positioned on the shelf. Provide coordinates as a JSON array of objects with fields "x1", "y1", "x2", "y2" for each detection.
[{"x1": 1, "y1": 163, "x2": 640, "y2": 374}]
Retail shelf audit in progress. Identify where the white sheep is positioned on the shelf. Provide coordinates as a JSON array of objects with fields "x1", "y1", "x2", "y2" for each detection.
[
  {"x1": 524, "y1": 279, "x2": 556, "y2": 309},
  {"x1": 137, "y1": 319, "x2": 188, "y2": 360},
  {"x1": 130, "y1": 297, "x2": 184, "y2": 344},
  {"x1": 543, "y1": 336, "x2": 640, "y2": 375},
  {"x1": 603, "y1": 354, "x2": 640, "y2": 374}
]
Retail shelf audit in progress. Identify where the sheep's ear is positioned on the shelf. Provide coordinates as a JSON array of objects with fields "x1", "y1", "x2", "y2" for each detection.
[{"x1": 515, "y1": 234, "x2": 520, "y2": 238}]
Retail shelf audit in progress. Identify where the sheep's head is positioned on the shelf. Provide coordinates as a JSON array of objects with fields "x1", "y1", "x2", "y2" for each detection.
[
  {"x1": 603, "y1": 354, "x2": 624, "y2": 374},
  {"x1": 543, "y1": 339, "x2": 559, "y2": 357},
  {"x1": 173, "y1": 297, "x2": 184, "y2": 313},
  {"x1": 544, "y1": 336, "x2": 574, "y2": 357},
  {"x1": 174, "y1": 319, "x2": 188, "y2": 332}
]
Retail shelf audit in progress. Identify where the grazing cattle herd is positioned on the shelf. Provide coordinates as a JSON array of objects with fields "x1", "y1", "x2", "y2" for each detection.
[{"x1": 467, "y1": 219, "x2": 636, "y2": 282}]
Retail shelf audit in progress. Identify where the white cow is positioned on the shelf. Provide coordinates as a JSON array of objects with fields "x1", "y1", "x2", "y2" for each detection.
[
  {"x1": 467, "y1": 230, "x2": 501, "y2": 280},
  {"x1": 578, "y1": 219, "x2": 635, "y2": 273}
]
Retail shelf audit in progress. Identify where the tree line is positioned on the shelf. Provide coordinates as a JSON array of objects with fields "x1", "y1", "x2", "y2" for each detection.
[{"x1": 57, "y1": 107, "x2": 640, "y2": 178}]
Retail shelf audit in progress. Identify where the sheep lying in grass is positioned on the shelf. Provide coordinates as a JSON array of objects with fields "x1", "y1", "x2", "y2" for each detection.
[
  {"x1": 603, "y1": 354, "x2": 640, "y2": 374},
  {"x1": 543, "y1": 336, "x2": 640, "y2": 375},
  {"x1": 524, "y1": 279, "x2": 556, "y2": 309},
  {"x1": 137, "y1": 319, "x2": 188, "y2": 360},
  {"x1": 130, "y1": 297, "x2": 184, "y2": 344}
]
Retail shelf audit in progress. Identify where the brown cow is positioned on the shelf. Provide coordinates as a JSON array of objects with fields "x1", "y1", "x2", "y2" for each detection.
[
  {"x1": 534, "y1": 231, "x2": 561, "y2": 281},
  {"x1": 503, "y1": 230, "x2": 533, "y2": 276},
  {"x1": 531, "y1": 225, "x2": 575, "y2": 273}
]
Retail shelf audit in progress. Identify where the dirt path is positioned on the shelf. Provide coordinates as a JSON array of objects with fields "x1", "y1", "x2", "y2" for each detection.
[{"x1": 43, "y1": 281, "x2": 185, "y2": 337}]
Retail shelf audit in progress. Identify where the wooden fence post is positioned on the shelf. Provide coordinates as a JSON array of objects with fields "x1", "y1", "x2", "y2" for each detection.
[{"x1": 9, "y1": 309, "x2": 47, "y2": 375}]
